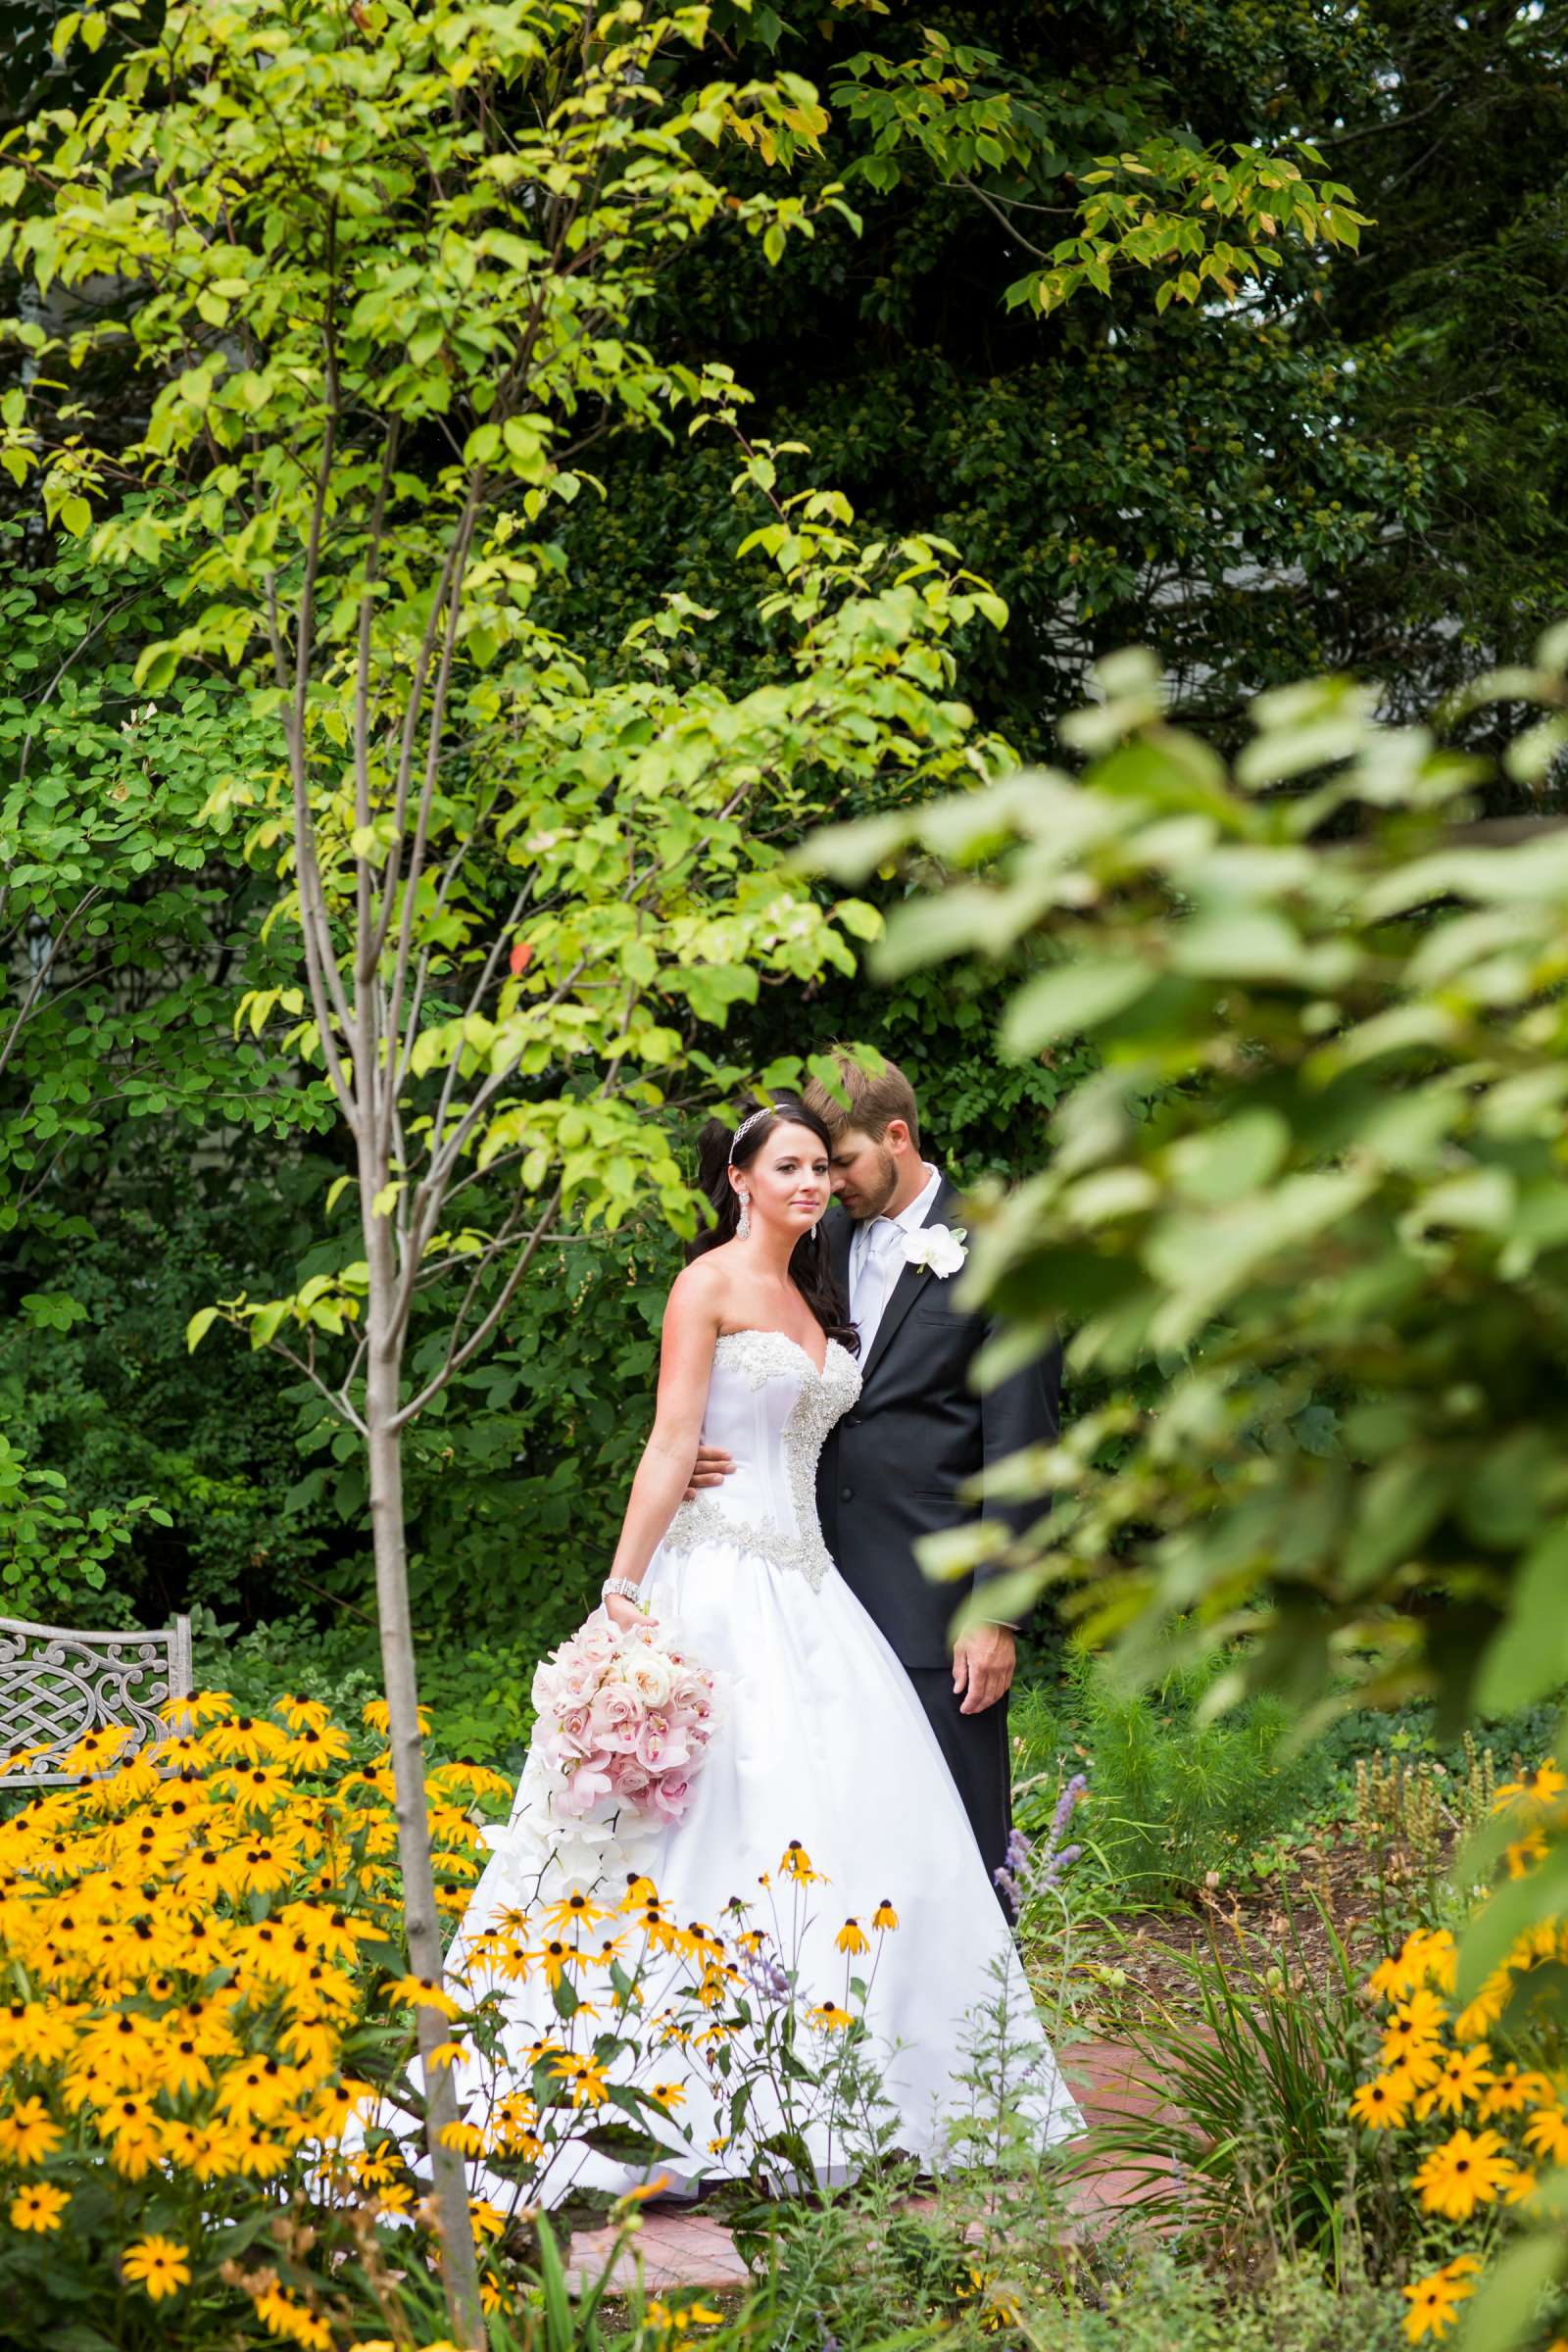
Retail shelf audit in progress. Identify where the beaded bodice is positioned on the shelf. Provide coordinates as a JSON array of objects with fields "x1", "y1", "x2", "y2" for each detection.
[{"x1": 659, "y1": 1329, "x2": 860, "y2": 1592}]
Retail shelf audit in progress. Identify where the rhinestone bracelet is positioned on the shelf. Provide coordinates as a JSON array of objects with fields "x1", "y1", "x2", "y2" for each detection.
[{"x1": 601, "y1": 1577, "x2": 646, "y2": 1606}]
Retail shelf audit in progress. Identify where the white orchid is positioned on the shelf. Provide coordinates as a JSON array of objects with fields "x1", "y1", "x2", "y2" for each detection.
[{"x1": 903, "y1": 1222, "x2": 967, "y2": 1278}]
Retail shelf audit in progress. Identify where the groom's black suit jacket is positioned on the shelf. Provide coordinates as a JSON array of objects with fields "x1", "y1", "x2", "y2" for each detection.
[{"x1": 815, "y1": 1178, "x2": 1061, "y2": 1672}]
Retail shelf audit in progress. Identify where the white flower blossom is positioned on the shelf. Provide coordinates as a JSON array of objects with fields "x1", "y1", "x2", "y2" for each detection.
[{"x1": 903, "y1": 1222, "x2": 967, "y2": 1279}]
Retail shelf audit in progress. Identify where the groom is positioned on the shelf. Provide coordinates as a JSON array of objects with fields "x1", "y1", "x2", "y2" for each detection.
[
  {"x1": 805, "y1": 1051, "x2": 1059, "y2": 1890},
  {"x1": 694, "y1": 1050, "x2": 1060, "y2": 1889}
]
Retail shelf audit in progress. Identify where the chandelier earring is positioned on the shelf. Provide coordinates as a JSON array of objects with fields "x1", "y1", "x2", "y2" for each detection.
[{"x1": 734, "y1": 1186, "x2": 752, "y2": 1241}]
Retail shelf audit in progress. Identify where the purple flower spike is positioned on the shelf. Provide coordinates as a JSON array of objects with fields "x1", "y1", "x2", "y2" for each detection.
[
  {"x1": 1001, "y1": 1773, "x2": 1091, "y2": 1910},
  {"x1": 741, "y1": 1949, "x2": 790, "y2": 2005},
  {"x1": 1050, "y1": 1774, "x2": 1088, "y2": 1840},
  {"x1": 1040, "y1": 1841, "x2": 1083, "y2": 1889}
]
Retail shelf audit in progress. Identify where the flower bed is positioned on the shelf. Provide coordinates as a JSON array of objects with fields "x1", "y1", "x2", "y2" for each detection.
[
  {"x1": 1349, "y1": 1763, "x2": 1568, "y2": 2346},
  {"x1": 0, "y1": 1694, "x2": 915, "y2": 2347}
]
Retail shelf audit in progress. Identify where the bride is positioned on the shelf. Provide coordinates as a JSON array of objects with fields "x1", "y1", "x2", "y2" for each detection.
[{"x1": 448, "y1": 1097, "x2": 1080, "y2": 2203}]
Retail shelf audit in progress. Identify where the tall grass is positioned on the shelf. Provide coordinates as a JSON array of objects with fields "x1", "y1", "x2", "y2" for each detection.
[
  {"x1": 1012, "y1": 1646, "x2": 1321, "y2": 1906},
  {"x1": 1061, "y1": 1899, "x2": 1406, "y2": 2284}
]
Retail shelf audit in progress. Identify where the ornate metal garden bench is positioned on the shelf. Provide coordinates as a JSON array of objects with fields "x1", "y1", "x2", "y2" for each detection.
[{"x1": 0, "y1": 1615, "x2": 193, "y2": 1787}]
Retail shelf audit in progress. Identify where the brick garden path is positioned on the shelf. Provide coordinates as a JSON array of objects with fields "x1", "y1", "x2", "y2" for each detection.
[{"x1": 563, "y1": 2036, "x2": 1173, "y2": 2297}]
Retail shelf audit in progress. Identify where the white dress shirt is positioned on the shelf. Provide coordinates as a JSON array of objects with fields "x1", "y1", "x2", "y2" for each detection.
[{"x1": 850, "y1": 1161, "x2": 944, "y2": 1355}]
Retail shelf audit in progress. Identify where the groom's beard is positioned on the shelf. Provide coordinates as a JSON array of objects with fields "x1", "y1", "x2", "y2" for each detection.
[{"x1": 838, "y1": 1147, "x2": 900, "y2": 1221}]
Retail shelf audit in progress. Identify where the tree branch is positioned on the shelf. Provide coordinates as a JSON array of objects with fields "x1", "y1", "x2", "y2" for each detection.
[{"x1": 391, "y1": 1180, "x2": 564, "y2": 1428}]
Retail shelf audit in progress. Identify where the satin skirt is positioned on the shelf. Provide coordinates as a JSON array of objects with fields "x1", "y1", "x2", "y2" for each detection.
[{"x1": 448, "y1": 1538, "x2": 1081, "y2": 2207}]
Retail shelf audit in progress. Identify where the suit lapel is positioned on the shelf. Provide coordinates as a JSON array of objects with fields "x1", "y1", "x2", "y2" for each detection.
[{"x1": 858, "y1": 1177, "x2": 958, "y2": 1389}]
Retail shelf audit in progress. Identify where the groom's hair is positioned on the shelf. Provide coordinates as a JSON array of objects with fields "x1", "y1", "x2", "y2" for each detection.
[{"x1": 803, "y1": 1046, "x2": 921, "y2": 1152}]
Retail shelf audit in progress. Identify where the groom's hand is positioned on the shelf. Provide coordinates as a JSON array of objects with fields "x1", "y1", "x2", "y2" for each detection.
[
  {"x1": 953, "y1": 1626, "x2": 1016, "y2": 1716},
  {"x1": 684, "y1": 1443, "x2": 735, "y2": 1501}
]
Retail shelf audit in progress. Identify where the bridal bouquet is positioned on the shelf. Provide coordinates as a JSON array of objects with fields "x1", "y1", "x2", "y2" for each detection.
[
  {"x1": 475, "y1": 1609, "x2": 720, "y2": 1897},
  {"x1": 531, "y1": 1610, "x2": 718, "y2": 1826}
]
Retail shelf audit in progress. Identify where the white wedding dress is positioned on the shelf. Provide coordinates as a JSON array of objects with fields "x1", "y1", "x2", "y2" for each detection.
[{"x1": 451, "y1": 1329, "x2": 1080, "y2": 2203}]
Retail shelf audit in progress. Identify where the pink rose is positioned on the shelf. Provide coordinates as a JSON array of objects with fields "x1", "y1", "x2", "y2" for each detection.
[
  {"x1": 524, "y1": 1616, "x2": 719, "y2": 1839},
  {"x1": 588, "y1": 1687, "x2": 641, "y2": 1753},
  {"x1": 558, "y1": 1703, "x2": 595, "y2": 1754}
]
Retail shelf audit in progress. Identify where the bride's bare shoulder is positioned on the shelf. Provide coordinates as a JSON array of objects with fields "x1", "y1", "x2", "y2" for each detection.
[{"x1": 663, "y1": 1252, "x2": 729, "y2": 1326}]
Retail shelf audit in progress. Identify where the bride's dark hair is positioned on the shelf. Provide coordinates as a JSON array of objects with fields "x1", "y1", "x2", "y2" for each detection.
[{"x1": 689, "y1": 1099, "x2": 858, "y2": 1354}]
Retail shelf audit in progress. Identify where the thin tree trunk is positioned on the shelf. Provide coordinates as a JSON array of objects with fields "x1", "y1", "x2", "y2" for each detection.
[{"x1": 363, "y1": 1197, "x2": 485, "y2": 2349}]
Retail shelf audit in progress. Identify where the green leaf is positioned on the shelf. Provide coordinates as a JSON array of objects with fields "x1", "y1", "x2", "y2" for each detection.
[
  {"x1": 533, "y1": 2216, "x2": 575, "y2": 2352},
  {"x1": 1458, "y1": 1838, "x2": 1568, "y2": 2002},
  {"x1": 1001, "y1": 958, "x2": 1151, "y2": 1055},
  {"x1": 1169, "y1": 907, "x2": 1302, "y2": 980},
  {"x1": 579, "y1": 2121, "x2": 669, "y2": 2162},
  {"x1": 20, "y1": 1291, "x2": 88, "y2": 1332},
  {"x1": 185, "y1": 1306, "x2": 219, "y2": 1353},
  {"x1": 832, "y1": 897, "x2": 882, "y2": 943},
  {"x1": 1476, "y1": 1527, "x2": 1568, "y2": 1713},
  {"x1": 1165, "y1": 1111, "x2": 1290, "y2": 1205},
  {"x1": 1340, "y1": 1456, "x2": 1450, "y2": 1594},
  {"x1": 874, "y1": 887, "x2": 1008, "y2": 980},
  {"x1": 682, "y1": 964, "x2": 759, "y2": 1024},
  {"x1": 1455, "y1": 2224, "x2": 1566, "y2": 2352},
  {"x1": 132, "y1": 642, "x2": 180, "y2": 693},
  {"x1": 249, "y1": 1301, "x2": 287, "y2": 1349}
]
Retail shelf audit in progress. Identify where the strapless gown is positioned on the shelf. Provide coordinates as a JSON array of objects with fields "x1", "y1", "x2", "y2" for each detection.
[{"x1": 447, "y1": 1329, "x2": 1080, "y2": 2203}]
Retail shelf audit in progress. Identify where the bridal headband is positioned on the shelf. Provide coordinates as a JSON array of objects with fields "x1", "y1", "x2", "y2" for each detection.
[{"x1": 728, "y1": 1105, "x2": 773, "y2": 1160}]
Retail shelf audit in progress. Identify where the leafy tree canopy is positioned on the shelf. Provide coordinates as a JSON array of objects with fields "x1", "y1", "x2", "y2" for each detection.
[{"x1": 542, "y1": 1, "x2": 1566, "y2": 762}]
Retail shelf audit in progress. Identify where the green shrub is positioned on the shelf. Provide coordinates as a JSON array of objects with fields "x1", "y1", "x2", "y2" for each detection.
[
  {"x1": 1022, "y1": 2253, "x2": 1406, "y2": 2352},
  {"x1": 1012, "y1": 1645, "x2": 1324, "y2": 1905},
  {"x1": 0, "y1": 1431, "x2": 163, "y2": 1626},
  {"x1": 207, "y1": 1608, "x2": 538, "y2": 1788},
  {"x1": 733, "y1": 1951, "x2": 1079, "y2": 2348}
]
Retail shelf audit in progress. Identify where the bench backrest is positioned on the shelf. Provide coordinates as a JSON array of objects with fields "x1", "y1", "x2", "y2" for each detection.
[{"x1": 0, "y1": 1615, "x2": 194, "y2": 1787}]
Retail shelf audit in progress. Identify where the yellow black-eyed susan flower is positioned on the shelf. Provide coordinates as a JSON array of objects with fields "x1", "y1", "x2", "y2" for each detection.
[
  {"x1": 121, "y1": 2233, "x2": 191, "y2": 2300},
  {"x1": 9, "y1": 2181, "x2": 68, "y2": 2232},
  {"x1": 1348, "y1": 2076, "x2": 1407, "y2": 2131},
  {"x1": 807, "y1": 2002, "x2": 855, "y2": 2033},
  {"x1": 1412, "y1": 2127, "x2": 1517, "y2": 2220},
  {"x1": 0, "y1": 2096, "x2": 62, "y2": 2166},
  {"x1": 1400, "y1": 2256, "x2": 1480, "y2": 2343}
]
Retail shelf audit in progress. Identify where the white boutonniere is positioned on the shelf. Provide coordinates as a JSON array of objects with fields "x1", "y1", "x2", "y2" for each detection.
[{"x1": 903, "y1": 1222, "x2": 967, "y2": 1278}]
